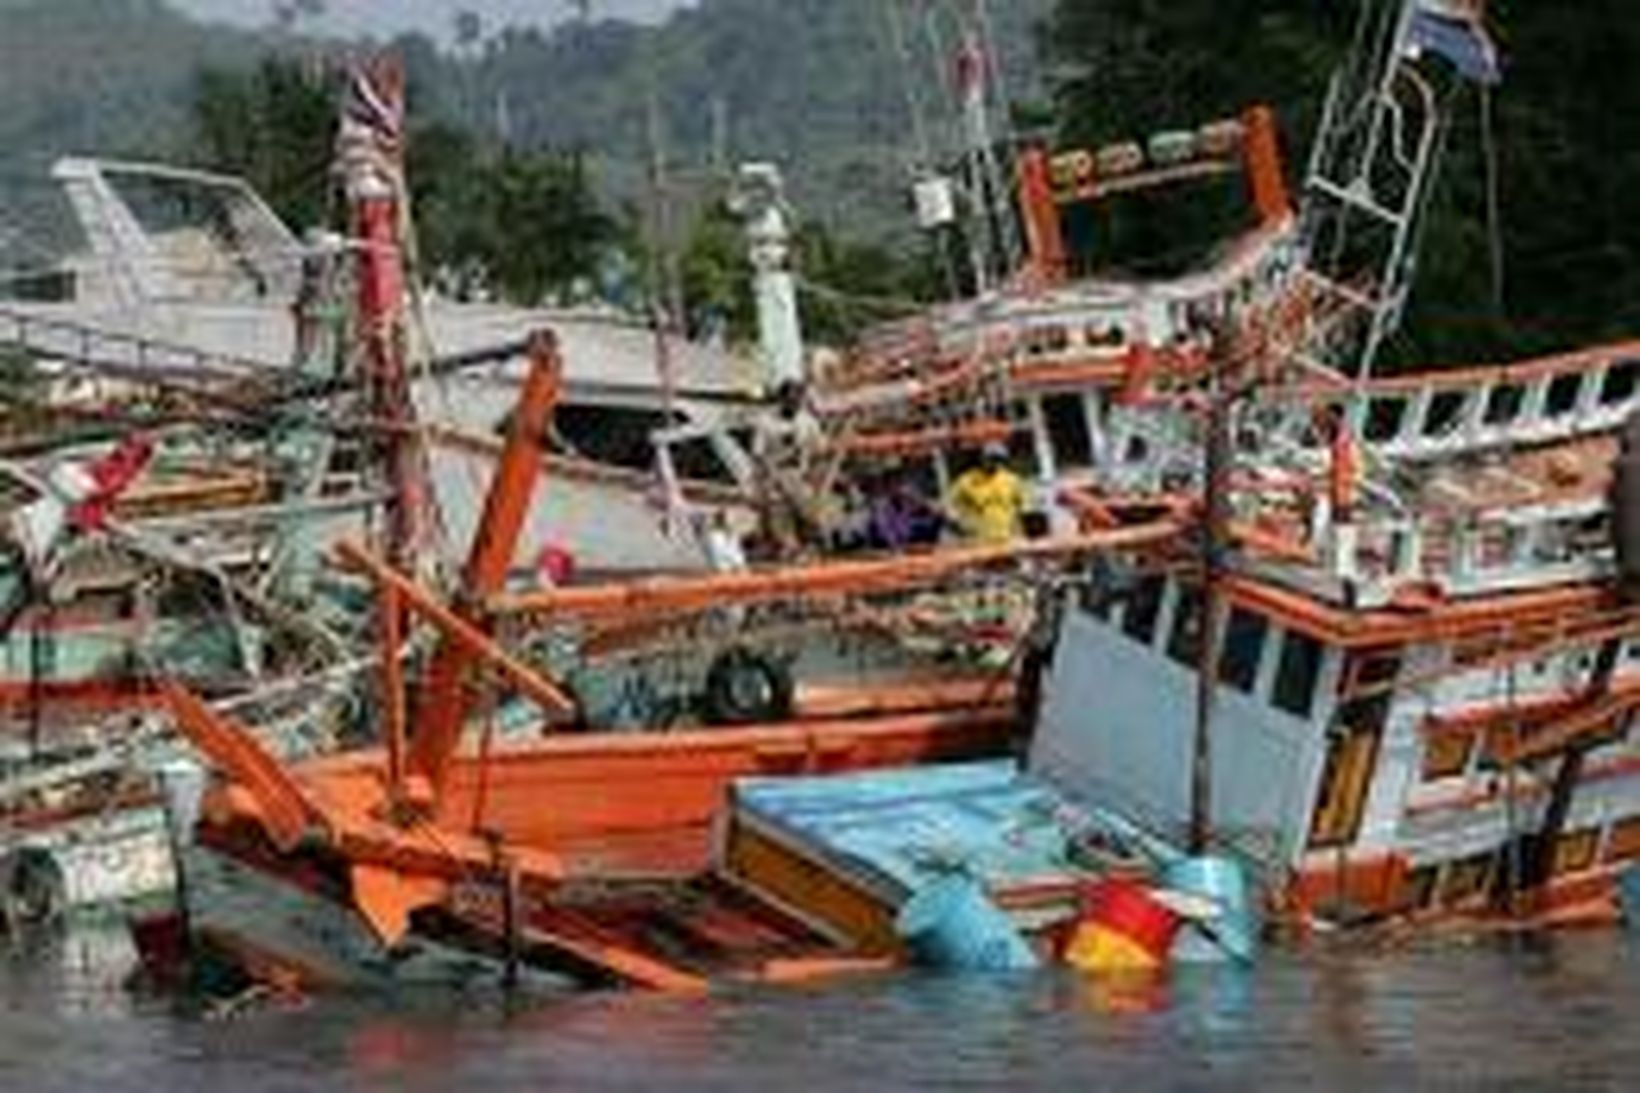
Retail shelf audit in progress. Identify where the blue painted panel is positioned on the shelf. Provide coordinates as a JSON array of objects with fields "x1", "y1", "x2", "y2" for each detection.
[{"x1": 733, "y1": 761, "x2": 1078, "y2": 898}]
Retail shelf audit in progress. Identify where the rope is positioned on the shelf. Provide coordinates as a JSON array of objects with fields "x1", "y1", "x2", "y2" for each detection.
[{"x1": 1480, "y1": 82, "x2": 1507, "y2": 316}]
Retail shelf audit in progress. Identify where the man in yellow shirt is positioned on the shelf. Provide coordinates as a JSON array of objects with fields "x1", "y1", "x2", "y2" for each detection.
[{"x1": 949, "y1": 443, "x2": 1027, "y2": 544}]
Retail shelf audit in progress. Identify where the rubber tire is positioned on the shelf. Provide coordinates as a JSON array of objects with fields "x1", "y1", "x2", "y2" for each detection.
[
  {"x1": 701, "y1": 648, "x2": 795, "y2": 727},
  {"x1": 2, "y1": 848, "x2": 66, "y2": 929}
]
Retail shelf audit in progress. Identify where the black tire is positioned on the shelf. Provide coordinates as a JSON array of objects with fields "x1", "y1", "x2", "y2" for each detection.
[
  {"x1": 2, "y1": 848, "x2": 66, "y2": 929},
  {"x1": 701, "y1": 648, "x2": 795, "y2": 727}
]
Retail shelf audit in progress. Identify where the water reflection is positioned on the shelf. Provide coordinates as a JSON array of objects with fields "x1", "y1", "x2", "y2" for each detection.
[{"x1": 4, "y1": 925, "x2": 1640, "y2": 1089}]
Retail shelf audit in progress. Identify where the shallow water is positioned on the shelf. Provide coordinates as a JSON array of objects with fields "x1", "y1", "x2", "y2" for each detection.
[{"x1": 4, "y1": 925, "x2": 1640, "y2": 1090}]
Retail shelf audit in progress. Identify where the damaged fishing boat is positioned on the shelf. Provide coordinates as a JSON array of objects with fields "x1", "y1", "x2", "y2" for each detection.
[{"x1": 137, "y1": 327, "x2": 1179, "y2": 991}]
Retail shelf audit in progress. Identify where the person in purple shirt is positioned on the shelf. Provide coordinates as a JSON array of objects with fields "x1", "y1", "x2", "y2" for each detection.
[{"x1": 866, "y1": 465, "x2": 946, "y2": 551}]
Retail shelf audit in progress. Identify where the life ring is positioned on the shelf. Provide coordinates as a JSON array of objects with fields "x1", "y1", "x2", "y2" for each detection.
[
  {"x1": 1, "y1": 848, "x2": 66, "y2": 929},
  {"x1": 701, "y1": 648, "x2": 794, "y2": 726}
]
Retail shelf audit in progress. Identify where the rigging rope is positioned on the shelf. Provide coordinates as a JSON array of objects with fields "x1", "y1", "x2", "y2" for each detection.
[{"x1": 1480, "y1": 81, "x2": 1507, "y2": 317}]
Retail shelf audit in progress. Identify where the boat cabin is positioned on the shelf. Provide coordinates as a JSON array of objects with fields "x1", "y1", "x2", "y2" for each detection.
[{"x1": 1034, "y1": 548, "x2": 1640, "y2": 924}]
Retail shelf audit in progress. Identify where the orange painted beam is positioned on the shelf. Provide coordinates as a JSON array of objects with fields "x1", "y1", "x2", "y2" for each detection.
[
  {"x1": 490, "y1": 522, "x2": 1183, "y2": 621},
  {"x1": 835, "y1": 419, "x2": 1016, "y2": 459},
  {"x1": 1242, "y1": 104, "x2": 1292, "y2": 224},
  {"x1": 333, "y1": 538, "x2": 576, "y2": 722},
  {"x1": 414, "y1": 333, "x2": 563, "y2": 796},
  {"x1": 1017, "y1": 145, "x2": 1068, "y2": 284},
  {"x1": 1220, "y1": 574, "x2": 1614, "y2": 650},
  {"x1": 160, "y1": 681, "x2": 318, "y2": 852},
  {"x1": 794, "y1": 676, "x2": 1014, "y2": 720}
]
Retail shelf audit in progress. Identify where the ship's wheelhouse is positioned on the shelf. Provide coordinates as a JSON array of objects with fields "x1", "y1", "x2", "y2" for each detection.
[{"x1": 1032, "y1": 569, "x2": 1347, "y2": 870}]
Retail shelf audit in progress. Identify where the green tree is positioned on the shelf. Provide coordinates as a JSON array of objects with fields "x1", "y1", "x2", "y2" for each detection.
[
  {"x1": 1042, "y1": 1, "x2": 1640, "y2": 365},
  {"x1": 795, "y1": 222, "x2": 938, "y2": 346},
  {"x1": 480, "y1": 149, "x2": 617, "y2": 305},
  {"x1": 193, "y1": 57, "x2": 335, "y2": 230},
  {"x1": 192, "y1": 59, "x2": 620, "y2": 307},
  {"x1": 678, "y1": 203, "x2": 754, "y2": 342}
]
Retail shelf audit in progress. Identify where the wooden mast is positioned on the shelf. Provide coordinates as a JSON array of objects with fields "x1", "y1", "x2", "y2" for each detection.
[
  {"x1": 341, "y1": 56, "x2": 429, "y2": 578},
  {"x1": 407, "y1": 332, "x2": 564, "y2": 801}
]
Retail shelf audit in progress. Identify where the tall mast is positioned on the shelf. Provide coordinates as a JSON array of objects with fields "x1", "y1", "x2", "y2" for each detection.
[{"x1": 338, "y1": 56, "x2": 431, "y2": 577}]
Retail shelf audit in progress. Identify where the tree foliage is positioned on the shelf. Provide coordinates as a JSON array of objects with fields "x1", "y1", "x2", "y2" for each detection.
[
  {"x1": 1043, "y1": 0, "x2": 1640, "y2": 364},
  {"x1": 194, "y1": 58, "x2": 335, "y2": 231},
  {"x1": 190, "y1": 59, "x2": 618, "y2": 307}
]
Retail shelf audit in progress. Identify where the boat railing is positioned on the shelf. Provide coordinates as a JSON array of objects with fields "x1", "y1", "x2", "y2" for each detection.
[
  {"x1": 0, "y1": 303, "x2": 273, "y2": 387},
  {"x1": 1246, "y1": 492, "x2": 1613, "y2": 608},
  {"x1": 1254, "y1": 341, "x2": 1640, "y2": 462}
]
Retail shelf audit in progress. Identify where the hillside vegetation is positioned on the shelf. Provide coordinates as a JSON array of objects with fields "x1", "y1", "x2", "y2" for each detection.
[{"x1": 2, "y1": 1, "x2": 1637, "y2": 364}]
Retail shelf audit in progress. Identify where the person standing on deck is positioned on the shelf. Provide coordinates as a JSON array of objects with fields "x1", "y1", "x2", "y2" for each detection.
[
  {"x1": 868, "y1": 464, "x2": 946, "y2": 551},
  {"x1": 751, "y1": 380, "x2": 828, "y2": 554},
  {"x1": 949, "y1": 443, "x2": 1026, "y2": 545}
]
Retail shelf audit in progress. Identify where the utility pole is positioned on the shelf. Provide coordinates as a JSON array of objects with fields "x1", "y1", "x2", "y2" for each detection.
[
  {"x1": 1191, "y1": 328, "x2": 1235, "y2": 855},
  {"x1": 645, "y1": 91, "x2": 684, "y2": 421}
]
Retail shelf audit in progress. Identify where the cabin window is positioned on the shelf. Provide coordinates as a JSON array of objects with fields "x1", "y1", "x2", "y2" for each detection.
[
  {"x1": 1483, "y1": 384, "x2": 1525, "y2": 426},
  {"x1": 1217, "y1": 608, "x2": 1268, "y2": 693},
  {"x1": 1120, "y1": 574, "x2": 1167, "y2": 645},
  {"x1": 1272, "y1": 630, "x2": 1325, "y2": 718},
  {"x1": 1363, "y1": 397, "x2": 1406, "y2": 443},
  {"x1": 1008, "y1": 427, "x2": 1039, "y2": 477},
  {"x1": 1606, "y1": 816, "x2": 1640, "y2": 861},
  {"x1": 1552, "y1": 828, "x2": 1601, "y2": 876},
  {"x1": 669, "y1": 438, "x2": 734, "y2": 484},
  {"x1": 1043, "y1": 394, "x2": 1094, "y2": 469},
  {"x1": 1165, "y1": 585, "x2": 1207, "y2": 667},
  {"x1": 1421, "y1": 731, "x2": 1474, "y2": 781},
  {"x1": 1421, "y1": 391, "x2": 1468, "y2": 438},
  {"x1": 1600, "y1": 360, "x2": 1640, "y2": 406},
  {"x1": 1440, "y1": 854, "x2": 1493, "y2": 906},
  {"x1": 1307, "y1": 724, "x2": 1380, "y2": 849},
  {"x1": 1545, "y1": 373, "x2": 1583, "y2": 417},
  {"x1": 552, "y1": 405, "x2": 675, "y2": 470}
]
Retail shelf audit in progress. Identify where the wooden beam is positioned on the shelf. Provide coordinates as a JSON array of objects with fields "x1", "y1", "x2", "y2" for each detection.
[
  {"x1": 333, "y1": 538, "x2": 577, "y2": 723},
  {"x1": 160, "y1": 681, "x2": 317, "y2": 852},
  {"x1": 413, "y1": 333, "x2": 564, "y2": 797},
  {"x1": 490, "y1": 522, "x2": 1184, "y2": 621}
]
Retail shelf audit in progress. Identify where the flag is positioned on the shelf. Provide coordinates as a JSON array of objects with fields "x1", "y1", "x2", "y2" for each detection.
[{"x1": 1407, "y1": 3, "x2": 1501, "y2": 84}]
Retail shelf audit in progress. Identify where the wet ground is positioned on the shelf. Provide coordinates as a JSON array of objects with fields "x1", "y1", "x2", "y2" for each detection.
[{"x1": 4, "y1": 924, "x2": 1639, "y2": 1090}]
